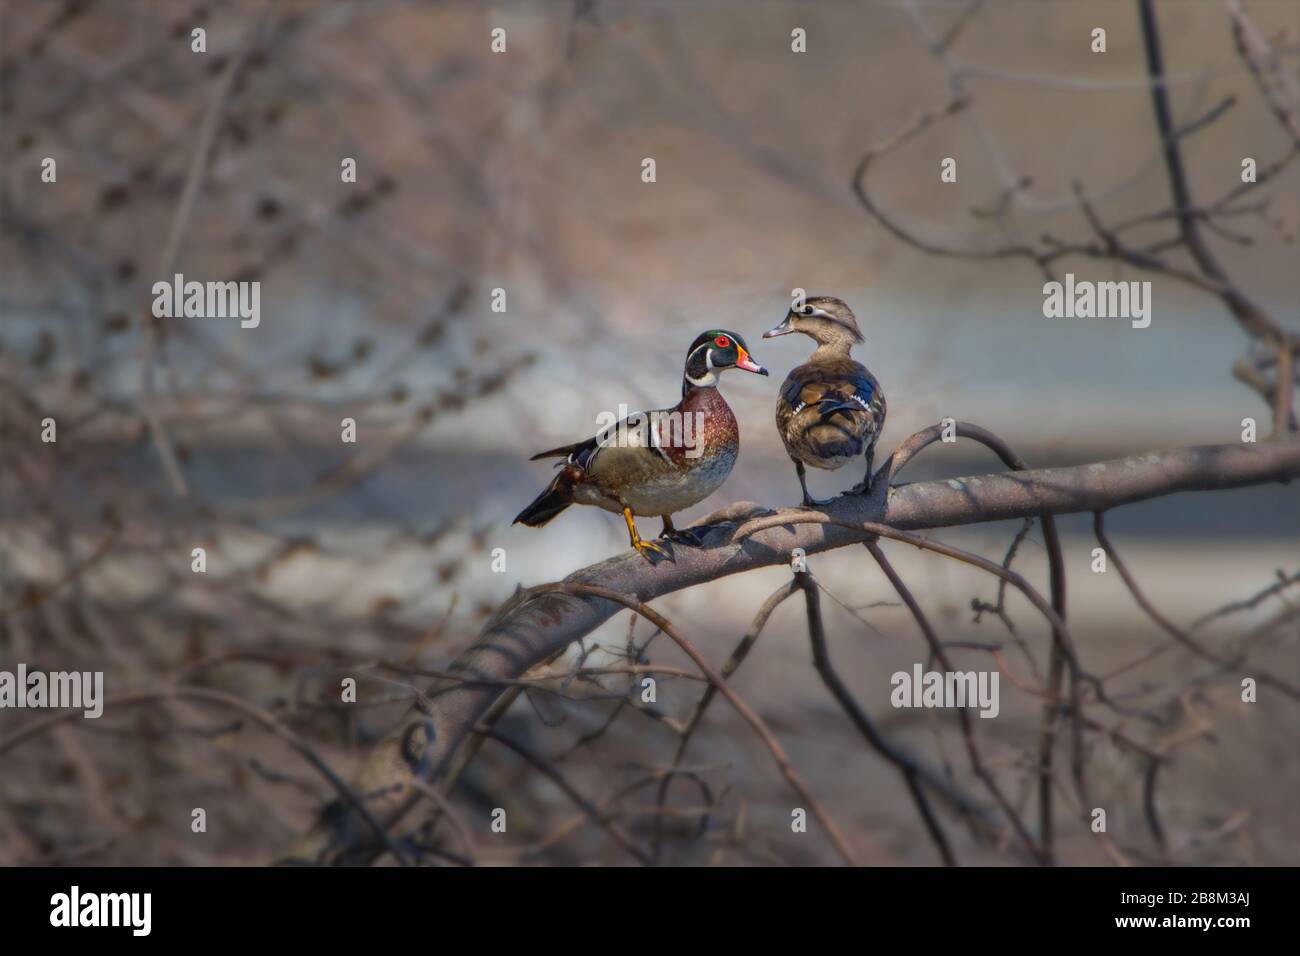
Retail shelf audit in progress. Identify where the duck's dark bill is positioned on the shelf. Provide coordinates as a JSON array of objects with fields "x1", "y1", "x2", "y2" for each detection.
[{"x1": 763, "y1": 319, "x2": 793, "y2": 338}]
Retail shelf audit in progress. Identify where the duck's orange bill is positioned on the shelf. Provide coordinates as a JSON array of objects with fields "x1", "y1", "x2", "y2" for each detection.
[{"x1": 735, "y1": 347, "x2": 769, "y2": 376}]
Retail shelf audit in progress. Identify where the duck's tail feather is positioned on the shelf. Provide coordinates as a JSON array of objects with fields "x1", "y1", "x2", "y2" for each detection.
[
  {"x1": 514, "y1": 464, "x2": 584, "y2": 527},
  {"x1": 815, "y1": 399, "x2": 865, "y2": 421},
  {"x1": 529, "y1": 439, "x2": 592, "y2": 461},
  {"x1": 803, "y1": 415, "x2": 867, "y2": 462}
]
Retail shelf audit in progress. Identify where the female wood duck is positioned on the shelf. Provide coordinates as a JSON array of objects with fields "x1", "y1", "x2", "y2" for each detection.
[
  {"x1": 763, "y1": 295, "x2": 886, "y2": 506},
  {"x1": 514, "y1": 330, "x2": 768, "y2": 561}
]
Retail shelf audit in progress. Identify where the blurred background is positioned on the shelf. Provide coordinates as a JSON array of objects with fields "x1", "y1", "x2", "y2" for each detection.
[{"x1": 1, "y1": 0, "x2": 1297, "y2": 866}]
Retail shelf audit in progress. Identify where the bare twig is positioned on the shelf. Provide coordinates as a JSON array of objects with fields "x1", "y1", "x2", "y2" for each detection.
[
  {"x1": 651, "y1": 579, "x2": 798, "y2": 862},
  {"x1": 1093, "y1": 512, "x2": 1300, "y2": 702},
  {"x1": 796, "y1": 568, "x2": 958, "y2": 865},
  {"x1": 287, "y1": 434, "x2": 1300, "y2": 864}
]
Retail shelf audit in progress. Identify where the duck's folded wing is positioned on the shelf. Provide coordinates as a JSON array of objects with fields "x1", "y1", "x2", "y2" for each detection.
[
  {"x1": 532, "y1": 407, "x2": 673, "y2": 474},
  {"x1": 586, "y1": 406, "x2": 677, "y2": 475},
  {"x1": 783, "y1": 374, "x2": 876, "y2": 420},
  {"x1": 530, "y1": 436, "x2": 598, "y2": 462}
]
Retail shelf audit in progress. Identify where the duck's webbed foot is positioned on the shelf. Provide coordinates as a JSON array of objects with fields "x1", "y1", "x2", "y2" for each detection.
[
  {"x1": 625, "y1": 507, "x2": 673, "y2": 564},
  {"x1": 796, "y1": 494, "x2": 835, "y2": 509},
  {"x1": 632, "y1": 538, "x2": 671, "y2": 563},
  {"x1": 660, "y1": 515, "x2": 703, "y2": 547},
  {"x1": 793, "y1": 460, "x2": 834, "y2": 509}
]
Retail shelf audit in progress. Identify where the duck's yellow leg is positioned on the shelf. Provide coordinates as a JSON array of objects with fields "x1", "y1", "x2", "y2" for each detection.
[{"x1": 623, "y1": 506, "x2": 669, "y2": 562}]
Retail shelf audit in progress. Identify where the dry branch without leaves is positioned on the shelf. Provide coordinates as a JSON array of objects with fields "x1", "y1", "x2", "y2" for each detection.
[{"x1": 285, "y1": 432, "x2": 1300, "y2": 864}]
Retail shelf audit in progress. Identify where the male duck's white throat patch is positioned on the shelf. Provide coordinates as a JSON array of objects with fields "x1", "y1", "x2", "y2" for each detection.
[{"x1": 684, "y1": 344, "x2": 719, "y2": 388}]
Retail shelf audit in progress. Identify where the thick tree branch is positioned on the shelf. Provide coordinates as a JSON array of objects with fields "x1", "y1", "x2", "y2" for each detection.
[{"x1": 283, "y1": 435, "x2": 1300, "y2": 863}]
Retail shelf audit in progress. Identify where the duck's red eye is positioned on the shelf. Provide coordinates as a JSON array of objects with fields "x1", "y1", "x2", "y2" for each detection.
[{"x1": 714, "y1": 336, "x2": 730, "y2": 348}]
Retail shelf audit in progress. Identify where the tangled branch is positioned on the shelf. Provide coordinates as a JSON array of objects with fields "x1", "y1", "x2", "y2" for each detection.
[{"x1": 283, "y1": 429, "x2": 1300, "y2": 864}]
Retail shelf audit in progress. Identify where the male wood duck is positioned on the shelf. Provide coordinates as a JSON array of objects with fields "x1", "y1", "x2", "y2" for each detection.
[
  {"x1": 514, "y1": 330, "x2": 768, "y2": 561},
  {"x1": 763, "y1": 295, "x2": 886, "y2": 506}
]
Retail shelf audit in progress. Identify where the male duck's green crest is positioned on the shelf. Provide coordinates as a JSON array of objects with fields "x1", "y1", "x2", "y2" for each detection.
[{"x1": 683, "y1": 329, "x2": 767, "y2": 394}]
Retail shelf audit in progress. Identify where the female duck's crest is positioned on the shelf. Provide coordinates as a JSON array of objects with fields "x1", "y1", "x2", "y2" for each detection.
[{"x1": 763, "y1": 295, "x2": 864, "y2": 350}]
